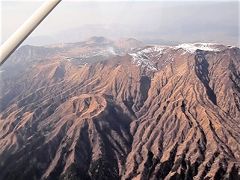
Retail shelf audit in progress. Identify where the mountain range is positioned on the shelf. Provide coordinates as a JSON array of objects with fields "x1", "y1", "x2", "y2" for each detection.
[{"x1": 0, "y1": 37, "x2": 239, "y2": 180}]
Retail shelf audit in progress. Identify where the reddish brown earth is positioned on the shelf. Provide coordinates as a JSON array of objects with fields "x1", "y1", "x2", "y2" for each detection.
[{"x1": 0, "y1": 38, "x2": 239, "y2": 180}]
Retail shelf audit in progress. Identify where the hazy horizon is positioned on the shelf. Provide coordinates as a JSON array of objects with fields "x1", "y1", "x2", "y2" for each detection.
[{"x1": 1, "y1": 0, "x2": 239, "y2": 46}]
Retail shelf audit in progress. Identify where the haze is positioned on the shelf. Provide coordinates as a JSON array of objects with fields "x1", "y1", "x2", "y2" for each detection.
[{"x1": 1, "y1": 0, "x2": 239, "y2": 46}]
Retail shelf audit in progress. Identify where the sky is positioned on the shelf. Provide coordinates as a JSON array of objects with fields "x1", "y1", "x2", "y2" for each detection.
[{"x1": 0, "y1": 0, "x2": 239, "y2": 46}]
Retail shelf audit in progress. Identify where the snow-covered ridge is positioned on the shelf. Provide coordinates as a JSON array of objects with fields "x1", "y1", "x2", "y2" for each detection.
[
  {"x1": 129, "y1": 46, "x2": 164, "y2": 71},
  {"x1": 128, "y1": 43, "x2": 235, "y2": 71},
  {"x1": 140, "y1": 46, "x2": 165, "y2": 55},
  {"x1": 175, "y1": 43, "x2": 222, "y2": 53}
]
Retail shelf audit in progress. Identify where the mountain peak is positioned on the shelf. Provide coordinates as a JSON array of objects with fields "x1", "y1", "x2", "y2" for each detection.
[{"x1": 86, "y1": 36, "x2": 112, "y2": 44}]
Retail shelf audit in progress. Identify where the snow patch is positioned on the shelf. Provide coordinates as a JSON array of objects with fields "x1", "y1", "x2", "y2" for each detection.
[{"x1": 63, "y1": 57, "x2": 74, "y2": 62}]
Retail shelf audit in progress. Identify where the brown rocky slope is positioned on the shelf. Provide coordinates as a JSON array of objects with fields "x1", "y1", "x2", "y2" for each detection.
[{"x1": 0, "y1": 39, "x2": 239, "y2": 180}]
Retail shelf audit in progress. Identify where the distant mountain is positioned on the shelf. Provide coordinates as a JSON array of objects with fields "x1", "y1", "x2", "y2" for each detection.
[
  {"x1": 23, "y1": 24, "x2": 181, "y2": 46},
  {"x1": 0, "y1": 38, "x2": 240, "y2": 180}
]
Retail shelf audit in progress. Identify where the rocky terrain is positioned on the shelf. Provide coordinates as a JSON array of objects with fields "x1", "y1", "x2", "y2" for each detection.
[{"x1": 0, "y1": 37, "x2": 239, "y2": 180}]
